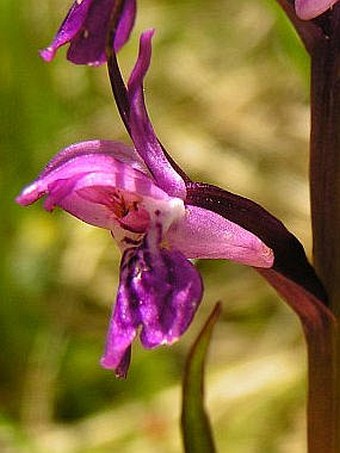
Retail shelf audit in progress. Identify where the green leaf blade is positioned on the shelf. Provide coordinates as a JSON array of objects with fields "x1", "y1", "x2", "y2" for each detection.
[{"x1": 181, "y1": 303, "x2": 221, "y2": 453}]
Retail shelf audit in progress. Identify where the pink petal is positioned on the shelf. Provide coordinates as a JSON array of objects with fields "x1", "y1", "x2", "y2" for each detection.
[
  {"x1": 295, "y1": 0, "x2": 339, "y2": 19},
  {"x1": 40, "y1": 0, "x2": 92, "y2": 62},
  {"x1": 167, "y1": 205, "x2": 274, "y2": 268},
  {"x1": 127, "y1": 30, "x2": 187, "y2": 199},
  {"x1": 40, "y1": 140, "x2": 148, "y2": 178}
]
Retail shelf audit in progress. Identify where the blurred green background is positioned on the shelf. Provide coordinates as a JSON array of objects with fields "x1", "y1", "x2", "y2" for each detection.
[{"x1": 1, "y1": 0, "x2": 312, "y2": 451}]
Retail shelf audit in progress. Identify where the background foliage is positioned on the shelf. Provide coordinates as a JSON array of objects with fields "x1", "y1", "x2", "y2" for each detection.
[{"x1": 1, "y1": 0, "x2": 311, "y2": 451}]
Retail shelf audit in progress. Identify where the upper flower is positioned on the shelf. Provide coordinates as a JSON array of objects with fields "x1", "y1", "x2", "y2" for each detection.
[
  {"x1": 295, "y1": 0, "x2": 339, "y2": 19},
  {"x1": 40, "y1": 0, "x2": 136, "y2": 65}
]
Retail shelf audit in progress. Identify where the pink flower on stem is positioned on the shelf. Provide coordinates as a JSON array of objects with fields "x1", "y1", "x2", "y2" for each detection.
[{"x1": 17, "y1": 31, "x2": 327, "y2": 377}]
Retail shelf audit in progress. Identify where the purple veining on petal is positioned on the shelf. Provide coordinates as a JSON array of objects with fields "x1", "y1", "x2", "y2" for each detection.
[
  {"x1": 295, "y1": 0, "x2": 339, "y2": 19},
  {"x1": 138, "y1": 247, "x2": 203, "y2": 348},
  {"x1": 100, "y1": 250, "x2": 139, "y2": 373},
  {"x1": 100, "y1": 234, "x2": 203, "y2": 375},
  {"x1": 40, "y1": 0, "x2": 136, "y2": 65},
  {"x1": 127, "y1": 30, "x2": 187, "y2": 199},
  {"x1": 167, "y1": 205, "x2": 274, "y2": 268}
]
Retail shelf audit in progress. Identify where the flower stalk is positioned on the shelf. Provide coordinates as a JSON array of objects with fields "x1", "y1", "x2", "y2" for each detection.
[
  {"x1": 309, "y1": 8, "x2": 340, "y2": 450},
  {"x1": 276, "y1": 1, "x2": 340, "y2": 451},
  {"x1": 310, "y1": 7, "x2": 340, "y2": 314}
]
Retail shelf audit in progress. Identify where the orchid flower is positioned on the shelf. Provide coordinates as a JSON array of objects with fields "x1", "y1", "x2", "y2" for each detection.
[
  {"x1": 40, "y1": 0, "x2": 136, "y2": 65},
  {"x1": 17, "y1": 30, "x2": 328, "y2": 378},
  {"x1": 295, "y1": 0, "x2": 339, "y2": 19}
]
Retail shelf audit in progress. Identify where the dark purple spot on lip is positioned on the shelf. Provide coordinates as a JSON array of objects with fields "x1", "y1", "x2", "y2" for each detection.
[
  {"x1": 140, "y1": 247, "x2": 152, "y2": 270},
  {"x1": 162, "y1": 252, "x2": 176, "y2": 286},
  {"x1": 154, "y1": 209, "x2": 161, "y2": 216},
  {"x1": 156, "y1": 252, "x2": 177, "y2": 333},
  {"x1": 126, "y1": 274, "x2": 140, "y2": 310},
  {"x1": 122, "y1": 251, "x2": 142, "y2": 311}
]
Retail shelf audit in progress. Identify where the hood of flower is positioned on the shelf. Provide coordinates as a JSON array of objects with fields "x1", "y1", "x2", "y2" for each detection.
[{"x1": 16, "y1": 139, "x2": 186, "y2": 257}]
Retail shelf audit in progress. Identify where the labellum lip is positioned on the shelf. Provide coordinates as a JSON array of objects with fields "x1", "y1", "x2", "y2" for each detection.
[{"x1": 100, "y1": 233, "x2": 204, "y2": 375}]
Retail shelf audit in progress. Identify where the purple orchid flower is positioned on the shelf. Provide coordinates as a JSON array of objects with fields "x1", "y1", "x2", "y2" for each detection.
[
  {"x1": 17, "y1": 30, "x2": 328, "y2": 377},
  {"x1": 40, "y1": 0, "x2": 136, "y2": 65},
  {"x1": 295, "y1": 0, "x2": 339, "y2": 19}
]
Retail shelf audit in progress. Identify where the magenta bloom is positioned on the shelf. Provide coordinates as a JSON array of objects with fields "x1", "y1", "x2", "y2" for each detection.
[
  {"x1": 16, "y1": 144, "x2": 272, "y2": 378},
  {"x1": 40, "y1": 0, "x2": 136, "y2": 65},
  {"x1": 295, "y1": 0, "x2": 339, "y2": 19},
  {"x1": 18, "y1": 30, "x2": 326, "y2": 377}
]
